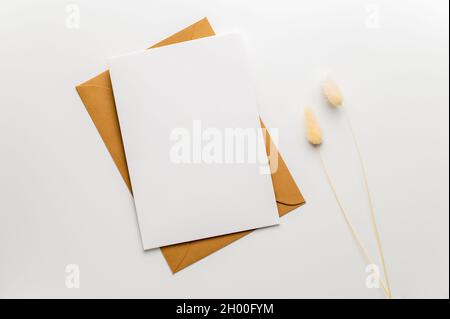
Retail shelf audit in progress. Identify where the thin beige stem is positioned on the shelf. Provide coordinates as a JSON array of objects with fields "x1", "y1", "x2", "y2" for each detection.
[
  {"x1": 318, "y1": 151, "x2": 390, "y2": 298},
  {"x1": 342, "y1": 105, "x2": 392, "y2": 299}
]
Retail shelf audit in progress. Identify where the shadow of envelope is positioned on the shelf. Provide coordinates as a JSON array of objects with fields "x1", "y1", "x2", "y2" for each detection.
[{"x1": 76, "y1": 17, "x2": 305, "y2": 273}]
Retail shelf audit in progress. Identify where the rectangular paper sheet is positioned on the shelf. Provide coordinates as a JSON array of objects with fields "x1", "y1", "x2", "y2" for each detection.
[{"x1": 109, "y1": 33, "x2": 280, "y2": 249}]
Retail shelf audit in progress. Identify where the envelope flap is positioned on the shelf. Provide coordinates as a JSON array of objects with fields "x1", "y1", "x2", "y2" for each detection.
[
  {"x1": 78, "y1": 70, "x2": 113, "y2": 88},
  {"x1": 76, "y1": 75, "x2": 132, "y2": 191},
  {"x1": 272, "y1": 155, "x2": 305, "y2": 208},
  {"x1": 261, "y1": 120, "x2": 304, "y2": 208},
  {"x1": 162, "y1": 231, "x2": 250, "y2": 273},
  {"x1": 150, "y1": 17, "x2": 215, "y2": 49}
]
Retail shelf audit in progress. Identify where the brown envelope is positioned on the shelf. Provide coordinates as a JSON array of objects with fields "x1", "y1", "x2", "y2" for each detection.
[{"x1": 76, "y1": 18, "x2": 305, "y2": 273}]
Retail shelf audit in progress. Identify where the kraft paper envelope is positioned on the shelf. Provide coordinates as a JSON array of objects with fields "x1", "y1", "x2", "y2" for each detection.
[{"x1": 76, "y1": 18, "x2": 305, "y2": 273}]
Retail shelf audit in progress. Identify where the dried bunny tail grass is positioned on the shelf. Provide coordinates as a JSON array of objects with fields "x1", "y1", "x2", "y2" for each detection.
[
  {"x1": 319, "y1": 73, "x2": 392, "y2": 298},
  {"x1": 317, "y1": 152, "x2": 391, "y2": 298},
  {"x1": 343, "y1": 107, "x2": 393, "y2": 298},
  {"x1": 322, "y1": 76, "x2": 343, "y2": 107},
  {"x1": 304, "y1": 107, "x2": 323, "y2": 146}
]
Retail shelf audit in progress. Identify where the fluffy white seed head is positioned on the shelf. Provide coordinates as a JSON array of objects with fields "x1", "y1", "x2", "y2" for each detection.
[
  {"x1": 304, "y1": 107, "x2": 323, "y2": 146},
  {"x1": 322, "y1": 76, "x2": 343, "y2": 107}
]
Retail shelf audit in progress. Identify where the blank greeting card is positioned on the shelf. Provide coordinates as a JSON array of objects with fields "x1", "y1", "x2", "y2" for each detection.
[{"x1": 109, "y1": 33, "x2": 279, "y2": 250}]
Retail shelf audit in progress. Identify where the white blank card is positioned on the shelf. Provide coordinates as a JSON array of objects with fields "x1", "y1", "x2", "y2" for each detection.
[{"x1": 109, "y1": 34, "x2": 279, "y2": 250}]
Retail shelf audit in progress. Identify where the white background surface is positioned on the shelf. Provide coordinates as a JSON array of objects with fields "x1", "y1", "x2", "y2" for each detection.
[{"x1": 0, "y1": 0, "x2": 448, "y2": 299}]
